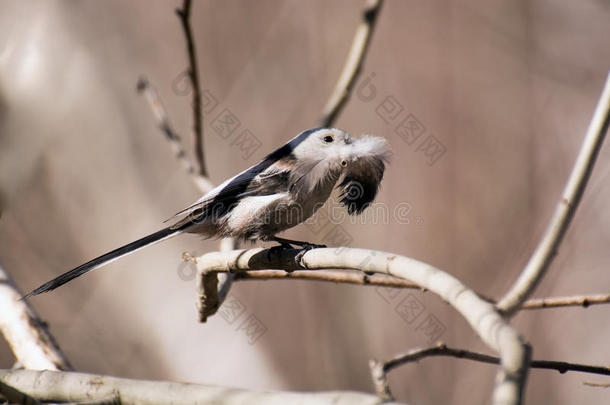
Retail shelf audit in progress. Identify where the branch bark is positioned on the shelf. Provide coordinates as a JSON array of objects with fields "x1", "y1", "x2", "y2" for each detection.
[
  {"x1": 0, "y1": 369, "x2": 405, "y2": 405},
  {"x1": 497, "y1": 71, "x2": 610, "y2": 317},
  {"x1": 0, "y1": 263, "x2": 71, "y2": 371},
  {"x1": 319, "y1": 0, "x2": 384, "y2": 127},
  {"x1": 196, "y1": 247, "x2": 531, "y2": 405},
  {"x1": 0, "y1": 379, "x2": 44, "y2": 405}
]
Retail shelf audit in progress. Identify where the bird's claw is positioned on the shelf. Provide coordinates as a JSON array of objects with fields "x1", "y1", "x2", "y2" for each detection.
[
  {"x1": 302, "y1": 242, "x2": 326, "y2": 249},
  {"x1": 295, "y1": 243, "x2": 326, "y2": 264},
  {"x1": 267, "y1": 237, "x2": 325, "y2": 262},
  {"x1": 266, "y1": 243, "x2": 292, "y2": 261}
]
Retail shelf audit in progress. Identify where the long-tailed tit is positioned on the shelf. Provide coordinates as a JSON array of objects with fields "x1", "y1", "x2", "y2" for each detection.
[{"x1": 24, "y1": 128, "x2": 390, "y2": 298}]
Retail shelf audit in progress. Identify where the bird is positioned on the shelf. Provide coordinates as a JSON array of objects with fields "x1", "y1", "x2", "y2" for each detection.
[{"x1": 23, "y1": 128, "x2": 390, "y2": 299}]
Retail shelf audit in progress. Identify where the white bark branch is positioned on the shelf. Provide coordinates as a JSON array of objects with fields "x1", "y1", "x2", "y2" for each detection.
[
  {"x1": 0, "y1": 263, "x2": 71, "y2": 371},
  {"x1": 0, "y1": 379, "x2": 44, "y2": 405},
  {"x1": 319, "y1": 0, "x2": 384, "y2": 126},
  {"x1": 233, "y1": 268, "x2": 420, "y2": 289},
  {"x1": 497, "y1": 71, "x2": 610, "y2": 317},
  {"x1": 196, "y1": 247, "x2": 531, "y2": 405},
  {"x1": 0, "y1": 369, "x2": 406, "y2": 405}
]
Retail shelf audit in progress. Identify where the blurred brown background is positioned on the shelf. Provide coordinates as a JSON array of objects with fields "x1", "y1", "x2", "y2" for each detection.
[{"x1": 1, "y1": 1, "x2": 609, "y2": 404}]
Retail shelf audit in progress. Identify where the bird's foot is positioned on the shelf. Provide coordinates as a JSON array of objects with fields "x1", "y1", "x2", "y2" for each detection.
[
  {"x1": 270, "y1": 237, "x2": 326, "y2": 263},
  {"x1": 294, "y1": 242, "x2": 326, "y2": 264},
  {"x1": 272, "y1": 236, "x2": 326, "y2": 249},
  {"x1": 266, "y1": 242, "x2": 292, "y2": 261}
]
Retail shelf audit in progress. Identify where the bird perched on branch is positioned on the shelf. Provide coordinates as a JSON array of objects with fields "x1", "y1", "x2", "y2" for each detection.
[{"x1": 24, "y1": 128, "x2": 390, "y2": 298}]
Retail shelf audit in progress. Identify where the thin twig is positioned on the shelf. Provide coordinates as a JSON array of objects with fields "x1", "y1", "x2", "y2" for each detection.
[
  {"x1": 0, "y1": 263, "x2": 72, "y2": 371},
  {"x1": 497, "y1": 71, "x2": 610, "y2": 317},
  {"x1": 196, "y1": 247, "x2": 530, "y2": 405},
  {"x1": 319, "y1": 0, "x2": 384, "y2": 127},
  {"x1": 370, "y1": 342, "x2": 610, "y2": 399},
  {"x1": 520, "y1": 293, "x2": 610, "y2": 310},
  {"x1": 176, "y1": 0, "x2": 206, "y2": 177},
  {"x1": 136, "y1": 77, "x2": 214, "y2": 194},
  {"x1": 584, "y1": 381, "x2": 610, "y2": 388}
]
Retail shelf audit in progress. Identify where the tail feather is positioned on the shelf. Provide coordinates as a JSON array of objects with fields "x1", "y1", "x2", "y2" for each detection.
[{"x1": 22, "y1": 226, "x2": 185, "y2": 299}]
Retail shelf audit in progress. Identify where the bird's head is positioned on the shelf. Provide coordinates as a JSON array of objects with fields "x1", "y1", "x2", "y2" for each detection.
[
  {"x1": 290, "y1": 128, "x2": 354, "y2": 166},
  {"x1": 290, "y1": 128, "x2": 391, "y2": 214}
]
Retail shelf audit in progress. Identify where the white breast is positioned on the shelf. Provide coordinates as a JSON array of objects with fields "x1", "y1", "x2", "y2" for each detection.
[{"x1": 225, "y1": 193, "x2": 289, "y2": 232}]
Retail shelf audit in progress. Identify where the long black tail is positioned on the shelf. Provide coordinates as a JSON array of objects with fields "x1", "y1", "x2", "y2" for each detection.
[{"x1": 23, "y1": 225, "x2": 186, "y2": 299}]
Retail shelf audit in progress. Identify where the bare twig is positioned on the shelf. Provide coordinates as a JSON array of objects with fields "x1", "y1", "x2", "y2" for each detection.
[
  {"x1": 0, "y1": 263, "x2": 72, "y2": 371},
  {"x1": 520, "y1": 293, "x2": 610, "y2": 310},
  {"x1": 319, "y1": 0, "x2": 384, "y2": 127},
  {"x1": 136, "y1": 77, "x2": 214, "y2": 194},
  {"x1": 584, "y1": 381, "x2": 610, "y2": 388},
  {"x1": 0, "y1": 369, "x2": 405, "y2": 405},
  {"x1": 176, "y1": 0, "x2": 206, "y2": 177},
  {"x1": 196, "y1": 247, "x2": 531, "y2": 405},
  {"x1": 370, "y1": 342, "x2": 610, "y2": 399},
  {"x1": 139, "y1": 6, "x2": 238, "y2": 314},
  {"x1": 498, "y1": 72, "x2": 610, "y2": 317}
]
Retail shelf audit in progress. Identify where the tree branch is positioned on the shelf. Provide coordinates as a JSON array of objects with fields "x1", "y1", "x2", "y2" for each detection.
[
  {"x1": 139, "y1": 3, "x2": 238, "y2": 316},
  {"x1": 0, "y1": 379, "x2": 43, "y2": 405},
  {"x1": 196, "y1": 247, "x2": 531, "y2": 405},
  {"x1": 176, "y1": 0, "x2": 207, "y2": 177},
  {"x1": 497, "y1": 71, "x2": 610, "y2": 317},
  {"x1": 232, "y1": 269, "x2": 610, "y2": 312},
  {"x1": 584, "y1": 381, "x2": 610, "y2": 388},
  {"x1": 370, "y1": 342, "x2": 610, "y2": 400},
  {"x1": 0, "y1": 369, "x2": 405, "y2": 405},
  {"x1": 136, "y1": 77, "x2": 214, "y2": 194},
  {"x1": 0, "y1": 263, "x2": 72, "y2": 371},
  {"x1": 233, "y1": 268, "x2": 420, "y2": 289},
  {"x1": 520, "y1": 293, "x2": 610, "y2": 310},
  {"x1": 319, "y1": 0, "x2": 384, "y2": 127}
]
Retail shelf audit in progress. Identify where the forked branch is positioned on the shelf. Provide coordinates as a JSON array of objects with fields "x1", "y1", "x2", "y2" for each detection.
[
  {"x1": 196, "y1": 247, "x2": 530, "y2": 405},
  {"x1": 370, "y1": 342, "x2": 610, "y2": 399},
  {"x1": 498, "y1": 72, "x2": 610, "y2": 317}
]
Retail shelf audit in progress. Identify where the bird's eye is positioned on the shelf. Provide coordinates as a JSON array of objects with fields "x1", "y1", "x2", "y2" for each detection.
[{"x1": 323, "y1": 134, "x2": 334, "y2": 143}]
